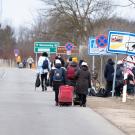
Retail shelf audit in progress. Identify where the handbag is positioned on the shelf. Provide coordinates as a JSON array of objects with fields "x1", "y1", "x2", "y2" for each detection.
[
  {"x1": 35, "y1": 74, "x2": 40, "y2": 89},
  {"x1": 46, "y1": 79, "x2": 50, "y2": 87}
]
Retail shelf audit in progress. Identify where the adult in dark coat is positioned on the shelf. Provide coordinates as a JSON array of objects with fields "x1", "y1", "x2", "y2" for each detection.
[
  {"x1": 50, "y1": 59, "x2": 66, "y2": 106},
  {"x1": 115, "y1": 61, "x2": 124, "y2": 96},
  {"x1": 76, "y1": 62, "x2": 91, "y2": 107},
  {"x1": 104, "y1": 58, "x2": 115, "y2": 97}
]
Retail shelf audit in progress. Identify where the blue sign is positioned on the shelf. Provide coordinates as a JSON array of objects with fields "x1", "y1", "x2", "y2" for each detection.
[
  {"x1": 14, "y1": 49, "x2": 19, "y2": 56},
  {"x1": 65, "y1": 42, "x2": 73, "y2": 51},
  {"x1": 88, "y1": 37, "x2": 110, "y2": 55},
  {"x1": 107, "y1": 31, "x2": 135, "y2": 55},
  {"x1": 96, "y1": 35, "x2": 107, "y2": 48}
]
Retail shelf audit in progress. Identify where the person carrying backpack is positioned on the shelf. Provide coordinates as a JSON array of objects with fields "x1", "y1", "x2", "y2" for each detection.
[
  {"x1": 66, "y1": 57, "x2": 79, "y2": 87},
  {"x1": 50, "y1": 59, "x2": 66, "y2": 106},
  {"x1": 37, "y1": 52, "x2": 51, "y2": 91}
]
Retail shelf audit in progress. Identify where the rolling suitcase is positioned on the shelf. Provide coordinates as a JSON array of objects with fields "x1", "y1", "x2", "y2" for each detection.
[
  {"x1": 58, "y1": 85, "x2": 74, "y2": 105},
  {"x1": 73, "y1": 93, "x2": 80, "y2": 105}
]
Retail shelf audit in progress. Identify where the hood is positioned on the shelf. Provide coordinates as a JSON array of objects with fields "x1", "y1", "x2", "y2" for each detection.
[
  {"x1": 107, "y1": 59, "x2": 114, "y2": 65},
  {"x1": 70, "y1": 62, "x2": 77, "y2": 67},
  {"x1": 55, "y1": 63, "x2": 61, "y2": 68}
]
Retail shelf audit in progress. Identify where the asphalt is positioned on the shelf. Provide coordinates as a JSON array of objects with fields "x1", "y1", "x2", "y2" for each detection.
[{"x1": 0, "y1": 68, "x2": 126, "y2": 135}]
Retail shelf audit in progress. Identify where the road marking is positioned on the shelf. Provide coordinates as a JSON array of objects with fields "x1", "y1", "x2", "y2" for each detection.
[{"x1": 0, "y1": 70, "x2": 6, "y2": 79}]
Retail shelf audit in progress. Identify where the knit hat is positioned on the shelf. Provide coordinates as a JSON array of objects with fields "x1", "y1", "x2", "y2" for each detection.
[
  {"x1": 81, "y1": 62, "x2": 88, "y2": 66},
  {"x1": 55, "y1": 59, "x2": 61, "y2": 64},
  {"x1": 72, "y1": 57, "x2": 78, "y2": 63}
]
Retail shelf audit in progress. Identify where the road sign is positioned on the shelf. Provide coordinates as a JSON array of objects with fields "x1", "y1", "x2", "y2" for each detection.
[
  {"x1": 14, "y1": 49, "x2": 19, "y2": 57},
  {"x1": 88, "y1": 37, "x2": 110, "y2": 55},
  {"x1": 66, "y1": 50, "x2": 71, "y2": 55},
  {"x1": 107, "y1": 31, "x2": 135, "y2": 55},
  {"x1": 96, "y1": 35, "x2": 107, "y2": 48},
  {"x1": 34, "y1": 42, "x2": 60, "y2": 53},
  {"x1": 57, "y1": 46, "x2": 79, "y2": 54},
  {"x1": 65, "y1": 42, "x2": 74, "y2": 51}
]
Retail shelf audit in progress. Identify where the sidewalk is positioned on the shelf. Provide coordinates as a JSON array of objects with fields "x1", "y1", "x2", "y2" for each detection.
[{"x1": 87, "y1": 96, "x2": 135, "y2": 135}]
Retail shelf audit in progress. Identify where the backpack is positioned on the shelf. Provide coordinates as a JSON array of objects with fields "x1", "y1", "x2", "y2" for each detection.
[
  {"x1": 67, "y1": 66, "x2": 76, "y2": 79},
  {"x1": 53, "y1": 68, "x2": 63, "y2": 81},
  {"x1": 42, "y1": 59, "x2": 49, "y2": 69},
  {"x1": 96, "y1": 88, "x2": 106, "y2": 97}
]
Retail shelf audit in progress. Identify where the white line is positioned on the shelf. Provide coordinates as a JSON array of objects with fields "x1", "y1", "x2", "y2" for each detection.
[{"x1": 0, "y1": 70, "x2": 6, "y2": 79}]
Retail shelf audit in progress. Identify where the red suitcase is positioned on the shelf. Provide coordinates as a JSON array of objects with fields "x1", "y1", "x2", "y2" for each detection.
[{"x1": 58, "y1": 85, "x2": 74, "y2": 105}]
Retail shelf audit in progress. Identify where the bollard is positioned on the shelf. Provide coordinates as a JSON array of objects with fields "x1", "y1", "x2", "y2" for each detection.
[{"x1": 122, "y1": 72, "x2": 128, "y2": 102}]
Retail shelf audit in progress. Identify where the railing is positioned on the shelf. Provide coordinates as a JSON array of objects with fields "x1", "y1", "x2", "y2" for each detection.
[{"x1": 0, "y1": 59, "x2": 16, "y2": 67}]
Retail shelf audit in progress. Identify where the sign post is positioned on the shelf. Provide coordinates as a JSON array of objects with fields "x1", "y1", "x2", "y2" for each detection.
[
  {"x1": 112, "y1": 54, "x2": 118, "y2": 97},
  {"x1": 34, "y1": 42, "x2": 60, "y2": 54},
  {"x1": 65, "y1": 42, "x2": 74, "y2": 55},
  {"x1": 34, "y1": 42, "x2": 60, "y2": 67},
  {"x1": 14, "y1": 49, "x2": 19, "y2": 57},
  {"x1": 108, "y1": 31, "x2": 135, "y2": 100}
]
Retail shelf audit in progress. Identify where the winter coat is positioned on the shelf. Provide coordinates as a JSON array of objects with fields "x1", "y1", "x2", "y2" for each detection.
[
  {"x1": 115, "y1": 65, "x2": 124, "y2": 87},
  {"x1": 37, "y1": 56, "x2": 51, "y2": 74},
  {"x1": 27, "y1": 57, "x2": 34, "y2": 64},
  {"x1": 50, "y1": 63, "x2": 66, "y2": 91},
  {"x1": 116, "y1": 65, "x2": 124, "y2": 80},
  {"x1": 104, "y1": 59, "x2": 114, "y2": 81},
  {"x1": 76, "y1": 66, "x2": 91, "y2": 95}
]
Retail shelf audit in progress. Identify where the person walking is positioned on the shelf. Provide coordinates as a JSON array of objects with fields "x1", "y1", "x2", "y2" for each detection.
[
  {"x1": 76, "y1": 62, "x2": 91, "y2": 107},
  {"x1": 115, "y1": 61, "x2": 124, "y2": 97},
  {"x1": 16, "y1": 55, "x2": 21, "y2": 68},
  {"x1": 37, "y1": 52, "x2": 51, "y2": 91},
  {"x1": 50, "y1": 59, "x2": 66, "y2": 106},
  {"x1": 27, "y1": 56, "x2": 34, "y2": 69},
  {"x1": 104, "y1": 58, "x2": 115, "y2": 97},
  {"x1": 66, "y1": 57, "x2": 79, "y2": 87}
]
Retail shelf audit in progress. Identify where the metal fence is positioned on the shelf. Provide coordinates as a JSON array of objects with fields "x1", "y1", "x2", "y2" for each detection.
[{"x1": 0, "y1": 59, "x2": 16, "y2": 67}]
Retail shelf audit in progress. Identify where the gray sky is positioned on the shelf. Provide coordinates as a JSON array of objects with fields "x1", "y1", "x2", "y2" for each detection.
[{"x1": 0, "y1": 0, "x2": 135, "y2": 29}]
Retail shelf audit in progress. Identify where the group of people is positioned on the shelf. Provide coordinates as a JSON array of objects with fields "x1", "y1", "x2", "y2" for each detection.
[
  {"x1": 16, "y1": 55, "x2": 34, "y2": 69},
  {"x1": 36, "y1": 52, "x2": 135, "y2": 106},
  {"x1": 37, "y1": 52, "x2": 91, "y2": 107},
  {"x1": 104, "y1": 58, "x2": 135, "y2": 97}
]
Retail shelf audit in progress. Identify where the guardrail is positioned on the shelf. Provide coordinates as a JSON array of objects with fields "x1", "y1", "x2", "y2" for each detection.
[{"x1": 0, "y1": 59, "x2": 16, "y2": 67}]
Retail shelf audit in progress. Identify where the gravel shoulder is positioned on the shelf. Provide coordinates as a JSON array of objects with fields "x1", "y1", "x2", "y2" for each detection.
[{"x1": 87, "y1": 96, "x2": 135, "y2": 135}]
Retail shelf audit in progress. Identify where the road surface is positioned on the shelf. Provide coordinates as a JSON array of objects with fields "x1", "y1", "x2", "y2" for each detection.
[{"x1": 0, "y1": 68, "x2": 126, "y2": 135}]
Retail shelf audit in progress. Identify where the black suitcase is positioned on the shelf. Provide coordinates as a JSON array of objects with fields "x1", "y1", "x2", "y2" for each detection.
[{"x1": 73, "y1": 93, "x2": 80, "y2": 105}]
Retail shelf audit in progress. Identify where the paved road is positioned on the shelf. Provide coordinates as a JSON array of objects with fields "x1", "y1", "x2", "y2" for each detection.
[{"x1": 0, "y1": 68, "x2": 126, "y2": 135}]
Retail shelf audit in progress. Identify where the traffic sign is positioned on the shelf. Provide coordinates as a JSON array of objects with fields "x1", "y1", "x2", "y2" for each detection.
[
  {"x1": 66, "y1": 50, "x2": 71, "y2": 55},
  {"x1": 65, "y1": 42, "x2": 74, "y2": 51},
  {"x1": 34, "y1": 42, "x2": 60, "y2": 53},
  {"x1": 88, "y1": 37, "x2": 110, "y2": 55},
  {"x1": 57, "y1": 46, "x2": 79, "y2": 54},
  {"x1": 96, "y1": 35, "x2": 107, "y2": 48},
  {"x1": 107, "y1": 31, "x2": 135, "y2": 55},
  {"x1": 14, "y1": 49, "x2": 19, "y2": 57}
]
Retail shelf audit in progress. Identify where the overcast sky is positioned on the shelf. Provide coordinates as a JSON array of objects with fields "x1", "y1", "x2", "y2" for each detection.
[{"x1": 0, "y1": 0, "x2": 135, "y2": 29}]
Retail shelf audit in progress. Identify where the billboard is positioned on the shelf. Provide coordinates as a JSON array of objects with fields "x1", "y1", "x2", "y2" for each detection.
[{"x1": 107, "y1": 31, "x2": 135, "y2": 55}]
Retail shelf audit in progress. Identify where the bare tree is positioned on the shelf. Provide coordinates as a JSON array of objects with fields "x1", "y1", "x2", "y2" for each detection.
[
  {"x1": 40, "y1": 0, "x2": 113, "y2": 45},
  {"x1": 128, "y1": 0, "x2": 135, "y2": 5},
  {"x1": 0, "y1": 25, "x2": 16, "y2": 59}
]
